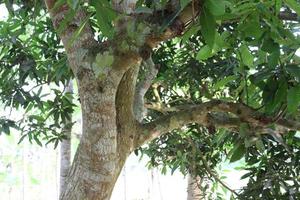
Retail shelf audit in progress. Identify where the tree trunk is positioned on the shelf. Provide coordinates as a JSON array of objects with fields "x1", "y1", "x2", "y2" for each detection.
[
  {"x1": 187, "y1": 174, "x2": 202, "y2": 200},
  {"x1": 59, "y1": 81, "x2": 73, "y2": 198},
  {"x1": 59, "y1": 66, "x2": 136, "y2": 199}
]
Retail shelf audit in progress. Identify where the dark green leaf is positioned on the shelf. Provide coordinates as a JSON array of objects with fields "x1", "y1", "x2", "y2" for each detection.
[
  {"x1": 287, "y1": 85, "x2": 300, "y2": 113},
  {"x1": 200, "y1": 8, "x2": 216, "y2": 47},
  {"x1": 206, "y1": 0, "x2": 226, "y2": 16},
  {"x1": 229, "y1": 141, "x2": 246, "y2": 163}
]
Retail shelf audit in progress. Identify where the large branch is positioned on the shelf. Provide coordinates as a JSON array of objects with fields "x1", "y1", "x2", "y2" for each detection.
[{"x1": 135, "y1": 100, "x2": 300, "y2": 147}]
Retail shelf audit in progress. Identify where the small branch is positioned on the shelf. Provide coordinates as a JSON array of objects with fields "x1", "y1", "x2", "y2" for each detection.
[{"x1": 199, "y1": 152, "x2": 239, "y2": 197}]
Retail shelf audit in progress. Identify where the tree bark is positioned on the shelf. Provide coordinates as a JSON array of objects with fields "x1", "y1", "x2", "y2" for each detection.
[
  {"x1": 59, "y1": 81, "x2": 73, "y2": 198},
  {"x1": 187, "y1": 174, "x2": 202, "y2": 200}
]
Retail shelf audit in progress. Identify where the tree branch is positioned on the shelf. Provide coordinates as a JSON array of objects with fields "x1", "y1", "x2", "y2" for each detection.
[
  {"x1": 135, "y1": 100, "x2": 300, "y2": 147},
  {"x1": 198, "y1": 152, "x2": 239, "y2": 197},
  {"x1": 133, "y1": 58, "x2": 159, "y2": 122}
]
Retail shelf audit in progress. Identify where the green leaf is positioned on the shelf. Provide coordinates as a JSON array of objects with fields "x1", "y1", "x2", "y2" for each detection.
[
  {"x1": 286, "y1": 64, "x2": 300, "y2": 80},
  {"x1": 206, "y1": 0, "x2": 226, "y2": 16},
  {"x1": 91, "y1": 0, "x2": 117, "y2": 39},
  {"x1": 181, "y1": 26, "x2": 200, "y2": 43},
  {"x1": 67, "y1": 0, "x2": 79, "y2": 10},
  {"x1": 56, "y1": 9, "x2": 76, "y2": 34},
  {"x1": 261, "y1": 37, "x2": 279, "y2": 53},
  {"x1": 239, "y1": 44, "x2": 254, "y2": 67},
  {"x1": 33, "y1": 135, "x2": 43, "y2": 147},
  {"x1": 229, "y1": 141, "x2": 246, "y2": 163},
  {"x1": 196, "y1": 45, "x2": 213, "y2": 60},
  {"x1": 200, "y1": 8, "x2": 216, "y2": 47},
  {"x1": 287, "y1": 85, "x2": 300, "y2": 114},
  {"x1": 267, "y1": 49, "x2": 280, "y2": 68},
  {"x1": 67, "y1": 13, "x2": 92, "y2": 49},
  {"x1": 284, "y1": 0, "x2": 300, "y2": 16},
  {"x1": 213, "y1": 75, "x2": 237, "y2": 90},
  {"x1": 255, "y1": 138, "x2": 265, "y2": 153},
  {"x1": 18, "y1": 134, "x2": 28, "y2": 144}
]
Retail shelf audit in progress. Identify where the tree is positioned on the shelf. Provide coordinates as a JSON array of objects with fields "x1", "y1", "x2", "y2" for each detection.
[{"x1": 0, "y1": 0, "x2": 300, "y2": 199}]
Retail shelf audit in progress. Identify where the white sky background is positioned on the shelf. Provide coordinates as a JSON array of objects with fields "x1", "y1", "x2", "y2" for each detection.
[{"x1": 2, "y1": 3, "x2": 300, "y2": 200}]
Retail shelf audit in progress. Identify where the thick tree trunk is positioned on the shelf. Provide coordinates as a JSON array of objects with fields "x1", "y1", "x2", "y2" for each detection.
[
  {"x1": 187, "y1": 174, "x2": 202, "y2": 200},
  {"x1": 59, "y1": 103, "x2": 125, "y2": 199},
  {"x1": 59, "y1": 81, "x2": 73, "y2": 198},
  {"x1": 60, "y1": 66, "x2": 136, "y2": 199}
]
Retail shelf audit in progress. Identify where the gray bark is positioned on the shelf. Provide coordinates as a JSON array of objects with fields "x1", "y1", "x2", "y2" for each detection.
[{"x1": 59, "y1": 81, "x2": 73, "y2": 198}]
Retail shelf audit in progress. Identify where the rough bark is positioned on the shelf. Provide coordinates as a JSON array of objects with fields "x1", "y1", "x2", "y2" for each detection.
[
  {"x1": 42, "y1": 0, "x2": 300, "y2": 199},
  {"x1": 187, "y1": 174, "x2": 202, "y2": 200},
  {"x1": 59, "y1": 81, "x2": 73, "y2": 198}
]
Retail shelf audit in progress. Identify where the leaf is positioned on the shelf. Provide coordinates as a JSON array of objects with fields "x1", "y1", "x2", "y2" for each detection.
[
  {"x1": 67, "y1": 13, "x2": 92, "y2": 49},
  {"x1": 255, "y1": 138, "x2": 265, "y2": 153},
  {"x1": 33, "y1": 135, "x2": 43, "y2": 147},
  {"x1": 200, "y1": 8, "x2": 216, "y2": 47},
  {"x1": 229, "y1": 141, "x2": 246, "y2": 163},
  {"x1": 261, "y1": 37, "x2": 279, "y2": 53},
  {"x1": 206, "y1": 0, "x2": 226, "y2": 16},
  {"x1": 67, "y1": 0, "x2": 79, "y2": 10},
  {"x1": 54, "y1": 139, "x2": 59, "y2": 149},
  {"x1": 287, "y1": 85, "x2": 300, "y2": 114},
  {"x1": 239, "y1": 44, "x2": 254, "y2": 67},
  {"x1": 213, "y1": 75, "x2": 237, "y2": 90},
  {"x1": 18, "y1": 134, "x2": 28, "y2": 144},
  {"x1": 267, "y1": 49, "x2": 280, "y2": 68},
  {"x1": 284, "y1": 0, "x2": 300, "y2": 16},
  {"x1": 91, "y1": 0, "x2": 117, "y2": 39},
  {"x1": 181, "y1": 26, "x2": 200, "y2": 43},
  {"x1": 196, "y1": 45, "x2": 213, "y2": 60},
  {"x1": 286, "y1": 64, "x2": 300, "y2": 80},
  {"x1": 56, "y1": 9, "x2": 76, "y2": 34},
  {"x1": 270, "y1": 79, "x2": 288, "y2": 109}
]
